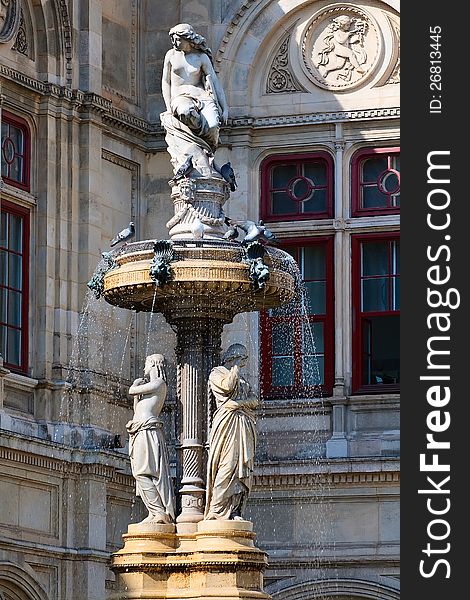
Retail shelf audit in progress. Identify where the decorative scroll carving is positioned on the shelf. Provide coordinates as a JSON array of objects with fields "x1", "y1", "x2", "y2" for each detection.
[
  {"x1": 266, "y1": 34, "x2": 305, "y2": 94},
  {"x1": 11, "y1": 8, "x2": 28, "y2": 56}
]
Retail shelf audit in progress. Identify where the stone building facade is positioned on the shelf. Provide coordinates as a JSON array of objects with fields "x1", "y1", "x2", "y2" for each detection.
[{"x1": 0, "y1": 1, "x2": 399, "y2": 599}]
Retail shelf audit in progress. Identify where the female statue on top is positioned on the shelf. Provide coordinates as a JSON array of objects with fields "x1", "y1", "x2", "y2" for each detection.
[{"x1": 161, "y1": 24, "x2": 229, "y2": 177}]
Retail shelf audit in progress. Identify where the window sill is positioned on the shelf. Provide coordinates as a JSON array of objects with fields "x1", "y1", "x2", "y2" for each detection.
[{"x1": 0, "y1": 180, "x2": 36, "y2": 207}]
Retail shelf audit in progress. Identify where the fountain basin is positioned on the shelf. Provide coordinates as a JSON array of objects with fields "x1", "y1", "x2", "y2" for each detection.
[{"x1": 102, "y1": 240, "x2": 296, "y2": 320}]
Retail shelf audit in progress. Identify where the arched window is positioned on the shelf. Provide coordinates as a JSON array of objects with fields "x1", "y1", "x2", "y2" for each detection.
[
  {"x1": 1, "y1": 111, "x2": 31, "y2": 191},
  {"x1": 352, "y1": 147, "x2": 400, "y2": 216}
]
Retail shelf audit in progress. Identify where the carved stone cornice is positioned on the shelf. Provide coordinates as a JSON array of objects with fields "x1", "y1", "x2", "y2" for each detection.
[
  {"x1": 0, "y1": 443, "x2": 133, "y2": 485},
  {"x1": 253, "y1": 469, "x2": 399, "y2": 490},
  {"x1": 230, "y1": 107, "x2": 400, "y2": 129}
]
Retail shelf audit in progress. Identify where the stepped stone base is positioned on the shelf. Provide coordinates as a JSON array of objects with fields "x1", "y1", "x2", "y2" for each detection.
[{"x1": 110, "y1": 520, "x2": 271, "y2": 600}]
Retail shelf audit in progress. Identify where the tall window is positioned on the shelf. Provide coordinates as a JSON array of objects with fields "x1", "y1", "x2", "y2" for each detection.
[
  {"x1": 261, "y1": 237, "x2": 334, "y2": 398},
  {"x1": 352, "y1": 233, "x2": 399, "y2": 393},
  {"x1": 261, "y1": 152, "x2": 334, "y2": 222},
  {"x1": 0, "y1": 200, "x2": 29, "y2": 372},
  {"x1": 1, "y1": 111, "x2": 30, "y2": 191},
  {"x1": 352, "y1": 148, "x2": 400, "y2": 216}
]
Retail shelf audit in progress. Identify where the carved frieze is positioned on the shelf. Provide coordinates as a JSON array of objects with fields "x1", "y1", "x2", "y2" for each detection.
[{"x1": 301, "y1": 4, "x2": 381, "y2": 91}]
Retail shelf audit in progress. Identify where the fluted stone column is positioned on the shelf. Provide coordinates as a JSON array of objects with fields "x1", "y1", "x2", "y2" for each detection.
[{"x1": 172, "y1": 316, "x2": 224, "y2": 525}]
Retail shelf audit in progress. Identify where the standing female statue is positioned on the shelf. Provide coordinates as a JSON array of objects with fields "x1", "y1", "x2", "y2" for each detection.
[
  {"x1": 126, "y1": 354, "x2": 176, "y2": 525},
  {"x1": 161, "y1": 23, "x2": 229, "y2": 177},
  {"x1": 204, "y1": 344, "x2": 259, "y2": 521}
]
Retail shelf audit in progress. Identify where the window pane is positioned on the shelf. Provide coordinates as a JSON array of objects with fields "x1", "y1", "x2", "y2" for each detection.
[
  {"x1": 0, "y1": 211, "x2": 7, "y2": 247},
  {"x1": 1, "y1": 158, "x2": 7, "y2": 178},
  {"x1": 9, "y1": 214, "x2": 23, "y2": 252},
  {"x1": 304, "y1": 281, "x2": 326, "y2": 314},
  {"x1": 393, "y1": 276, "x2": 400, "y2": 310},
  {"x1": 271, "y1": 191, "x2": 297, "y2": 215},
  {"x1": 272, "y1": 356, "x2": 294, "y2": 386},
  {"x1": 272, "y1": 322, "x2": 294, "y2": 355},
  {"x1": 302, "y1": 189, "x2": 327, "y2": 213},
  {"x1": 9, "y1": 156, "x2": 23, "y2": 183},
  {"x1": 362, "y1": 156, "x2": 387, "y2": 182},
  {"x1": 9, "y1": 253, "x2": 22, "y2": 289},
  {"x1": 302, "y1": 245, "x2": 326, "y2": 279},
  {"x1": 9, "y1": 124, "x2": 24, "y2": 155},
  {"x1": 362, "y1": 242, "x2": 389, "y2": 276},
  {"x1": 361, "y1": 315, "x2": 400, "y2": 385},
  {"x1": 303, "y1": 354, "x2": 324, "y2": 386},
  {"x1": 0, "y1": 287, "x2": 6, "y2": 322},
  {"x1": 393, "y1": 241, "x2": 400, "y2": 274},
  {"x1": 362, "y1": 185, "x2": 387, "y2": 208},
  {"x1": 272, "y1": 164, "x2": 296, "y2": 189},
  {"x1": 362, "y1": 278, "x2": 389, "y2": 311},
  {"x1": 0, "y1": 250, "x2": 6, "y2": 285},
  {"x1": 303, "y1": 321, "x2": 324, "y2": 354},
  {"x1": 303, "y1": 162, "x2": 327, "y2": 186},
  {"x1": 8, "y1": 290, "x2": 22, "y2": 326},
  {"x1": 0, "y1": 322, "x2": 5, "y2": 356},
  {"x1": 7, "y1": 326, "x2": 21, "y2": 366}
]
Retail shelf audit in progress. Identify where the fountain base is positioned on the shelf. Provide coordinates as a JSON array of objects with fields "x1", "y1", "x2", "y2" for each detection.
[{"x1": 110, "y1": 520, "x2": 271, "y2": 599}]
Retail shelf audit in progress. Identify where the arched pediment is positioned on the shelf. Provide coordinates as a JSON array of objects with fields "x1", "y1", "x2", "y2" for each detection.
[
  {"x1": 216, "y1": 0, "x2": 399, "y2": 117},
  {"x1": 0, "y1": 562, "x2": 48, "y2": 600}
]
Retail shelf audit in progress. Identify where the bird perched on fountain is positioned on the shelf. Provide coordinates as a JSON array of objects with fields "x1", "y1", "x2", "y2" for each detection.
[
  {"x1": 220, "y1": 162, "x2": 237, "y2": 191},
  {"x1": 110, "y1": 222, "x2": 135, "y2": 247},
  {"x1": 236, "y1": 219, "x2": 277, "y2": 245},
  {"x1": 169, "y1": 155, "x2": 194, "y2": 185},
  {"x1": 223, "y1": 217, "x2": 239, "y2": 240}
]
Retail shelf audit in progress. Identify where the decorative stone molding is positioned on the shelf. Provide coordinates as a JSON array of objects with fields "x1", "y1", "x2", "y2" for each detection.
[
  {"x1": 11, "y1": 8, "x2": 28, "y2": 57},
  {"x1": 0, "y1": 444, "x2": 133, "y2": 485},
  {"x1": 231, "y1": 107, "x2": 399, "y2": 128},
  {"x1": 253, "y1": 470, "x2": 399, "y2": 490},
  {"x1": 267, "y1": 33, "x2": 306, "y2": 94},
  {"x1": 301, "y1": 4, "x2": 381, "y2": 91},
  {"x1": 215, "y1": 0, "x2": 258, "y2": 69},
  {"x1": 270, "y1": 578, "x2": 400, "y2": 600}
]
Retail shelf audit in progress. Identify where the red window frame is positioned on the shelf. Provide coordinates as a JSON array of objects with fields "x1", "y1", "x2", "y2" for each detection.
[
  {"x1": 352, "y1": 232, "x2": 400, "y2": 394},
  {"x1": 351, "y1": 147, "x2": 400, "y2": 217},
  {"x1": 260, "y1": 236, "x2": 334, "y2": 399},
  {"x1": 261, "y1": 152, "x2": 334, "y2": 222},
  {"x1": 1, "y1": 111, "x2": 31, "y2": 191},
  {"x1": 0, "y1": 199, "x2": 30, "y2": 374}
]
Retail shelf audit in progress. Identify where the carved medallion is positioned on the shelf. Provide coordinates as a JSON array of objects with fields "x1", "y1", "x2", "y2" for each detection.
[
  {"x1": 301, "y1": 4, "x2": 381, "y2": 91},
  {"x1": 0, "y1": 0, "x2": 20, "y2": 43}
]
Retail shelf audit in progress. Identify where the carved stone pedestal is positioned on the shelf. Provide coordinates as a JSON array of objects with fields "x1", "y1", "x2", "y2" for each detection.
[
  {"x1": 167, "y1": 176, "x2": 229, "y2": 240},
  {"x1": 110, "y1": 520, "x2": 271, "y2": 600}
]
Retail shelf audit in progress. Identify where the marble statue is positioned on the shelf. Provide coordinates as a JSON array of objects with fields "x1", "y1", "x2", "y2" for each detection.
[
  {"x1": 204, "y1": 344, "x2": 259, "y2": 521},
  {"x1": 126, "y1": 354, "x2": 176, "y2": 524},
  {"x1": 161, "y1": 23, "x2": 229, "y2": 177}
]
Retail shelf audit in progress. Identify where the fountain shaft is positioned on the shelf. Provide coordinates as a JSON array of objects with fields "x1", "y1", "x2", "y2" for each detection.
[{"x1": 172, "y1": 316, "x2": 224, "y2": 523}]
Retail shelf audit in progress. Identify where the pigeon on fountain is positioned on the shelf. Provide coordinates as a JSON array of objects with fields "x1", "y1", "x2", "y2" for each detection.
[
  {"x1": 236, "y1": 219, "x2": 277, "y2": 245},
  {"x1": 223, "y1": 217, "x2": 240, "y2": 240},
  {"x1": 220, "y1": 162, "x2": 237, "y2": 191},
  {"x1": 110, "y1": 221, "x2": 135, "y2": 247},
  {"x1": 169, "y1": 155, "x2": 194, "y2": 185}
]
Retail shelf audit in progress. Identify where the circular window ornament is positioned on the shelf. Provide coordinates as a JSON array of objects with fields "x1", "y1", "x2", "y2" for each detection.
[
  {"x1": 287, "y1": 176, "x2": 316, "y2": 202},
  {"x1": 0, "y1": 0, "x2": 20, "y2": 44},
  {"x1": 377, "y1": 168, "x2": 400, "y2": 195},
  {"x1": 301, "y1": 4, "x2": 381, "y2": 91},
  {"x1": 2, "y1": 137, "x2": 16, "y2": 164}
]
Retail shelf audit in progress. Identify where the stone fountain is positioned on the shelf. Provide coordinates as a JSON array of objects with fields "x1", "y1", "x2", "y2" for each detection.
[{"x1": 93, "y1": 23, "x2": 298, "y2": 600}]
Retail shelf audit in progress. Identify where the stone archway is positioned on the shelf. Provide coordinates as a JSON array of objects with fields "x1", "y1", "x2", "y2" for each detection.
[
  {"x1": 0, "y1": 563, "x2": 48, "y2": 600},
  {"x1": 270, "y1": 578, "x2": 400, "y2": 600}
]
